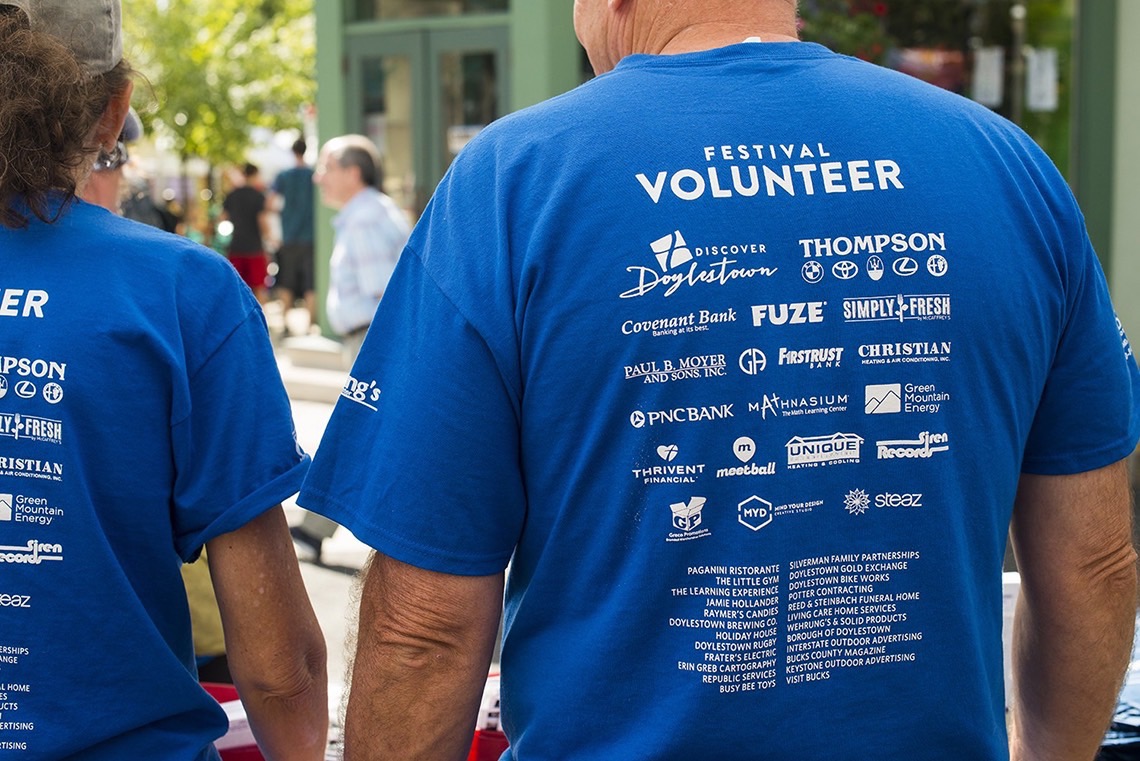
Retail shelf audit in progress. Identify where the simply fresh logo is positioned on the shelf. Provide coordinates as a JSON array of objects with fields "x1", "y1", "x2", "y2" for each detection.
[
  {"x1": 620, "y1": 231, "x2": 777, "y2": 299},
  {"x1": 786, "y1": 433, "x2": 862, "y2": 469},
  {"x1": 876, "y1": 431, "x2": 950, "y2": 460},
  {"x1": 667, "y1": 497, "x2": 711, "y2": 542},
  {"x1": 0, "y1": 413, "x2": 62, "y2": 445},
  {"x1": 842, "y1": 294, "x2": 950, "y2": 323}
]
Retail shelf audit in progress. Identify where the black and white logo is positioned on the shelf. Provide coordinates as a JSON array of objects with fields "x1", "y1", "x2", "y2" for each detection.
[
  {"x1": 0, "y1": 413, "x2": 62, "y2": 445},
  {"x1": 621, "y1": 231, "x2": 776, "y2": 299},
  {"x1": 865, "y1": 384, "x2": 902, "y2": 414},
  {"x1": 751, "y1": 302, "x2": 826, "y2": 327},
  {"x1": 738, "y1": 495, "x2": 773, "y2": 531},
  {"x1": 876, "y1": 431, "x2": 950, "y2": 459},
  {"x1": 801, "y1": 260, "x2": 825, "y2": 284},
  {"x1": 0, "y1": 539, "x2": 64, "y2": 565},
  {"x1": 630, "y1": 405, "x2": 734, "y2": 428},
  {"x1": 867, "y1": 255, "x2": 885, "y2": 281},
  {"x1": 842, "y1": 294, "x2": 950, "y2": 323},
  {"x1": 843, "y1": 489, "x2": 871, "y2": 516},
  {"x1": 0, "y1": 593, "x2": 31, "y2": 608},
  {"x1": 927, "y1": 255, "x2": 949, "y2": 277},
  {"x1": 832, "y1": 261, "x2": 859, "y2": 280},
  {"x1": 667, "y1": 497, "x2": 711, "y2": 542},
  {"x1": 738, "y1": 349, "x2": 767, "y2": 375},
  {"x1": 0, "y1": 375, "x2": 7, "y2": 399},
  {"x1": 875, "y1": 492, "x2": 924, "y2": 508},
  {"x1": 892, "y1": 257, "x2": 919, "y2": 277},
  {"x1": 42, "y1": 383, "x2": 63, "y2": 404},
  {"x1": 14, "y1": 381, "x2": 35, "y2": 399},
  {"x1": 786, "y1": 433, "x2": 862, "y2": 468},
  {"x1": 631, "y1": 445, "x2": 705, "y2": 485}
]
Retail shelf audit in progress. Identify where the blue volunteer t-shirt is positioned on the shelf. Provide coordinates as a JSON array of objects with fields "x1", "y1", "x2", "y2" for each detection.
[
  {"x1": 300, "y1": 42, "x2": 1140, "y2": 760},
  {"x1": 0, "y1": 199, "x2": 308, "y2": 760}
]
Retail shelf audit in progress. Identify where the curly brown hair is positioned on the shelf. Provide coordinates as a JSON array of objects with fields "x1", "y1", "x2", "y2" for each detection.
[{"x1": 0, "y1": 7, "x2": 134, "y2": 228}]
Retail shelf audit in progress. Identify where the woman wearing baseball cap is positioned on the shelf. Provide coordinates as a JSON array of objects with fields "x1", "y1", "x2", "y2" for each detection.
[{"x1": 0, "y1": 2, "x2": 328, "y2": 759}]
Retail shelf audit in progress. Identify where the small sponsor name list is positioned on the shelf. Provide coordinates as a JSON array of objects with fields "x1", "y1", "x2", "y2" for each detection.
[
  {"x1": 0, "y1": 643, "x2": 33, "y2": 752},
  {"x1": 668, "y1": 549, "x2": 923, "y2": 694}
]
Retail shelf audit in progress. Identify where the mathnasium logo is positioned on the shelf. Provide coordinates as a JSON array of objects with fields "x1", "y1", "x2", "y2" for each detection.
[{"x1": 620, "y1": 230, "x2": 776, "y2": 299}]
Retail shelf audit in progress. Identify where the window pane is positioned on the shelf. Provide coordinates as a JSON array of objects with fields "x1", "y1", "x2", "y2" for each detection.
[
  {"x1": 439, "y1": 50, "x2": 498, "y2": 167},
  {"x1": 361, "y1": 55, "x2": 416, "y2": 215}
]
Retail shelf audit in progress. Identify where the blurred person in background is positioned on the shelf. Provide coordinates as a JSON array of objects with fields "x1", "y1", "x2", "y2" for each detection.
[
  {"x1": 288, "y1": 134, "x2": 410, "y2": 565},
  {"x1": 270, "y1": 137, "x2": 317, "y2": 333},
  {"x1": 0, "y1": 1, "x2": 327, "y2": 758},
  {"x1": 221, "y1": 162, "x2": 270, "y2": 303}
]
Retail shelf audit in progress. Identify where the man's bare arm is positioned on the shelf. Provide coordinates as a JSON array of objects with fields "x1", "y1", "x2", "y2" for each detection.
[
  {"x1": 344, "y1": 552, "x2": 504, "y2": 760},
  {"x1": 1009, "y1": 459, "x2": 1137, "y2": 761},
  {"x1": 207, "y1": 505, "x2": 329, "y2": 760}
]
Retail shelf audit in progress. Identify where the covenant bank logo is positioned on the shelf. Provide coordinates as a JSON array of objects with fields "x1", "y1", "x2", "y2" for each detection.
[
  {"x1": 0, "y1": 539, "x2": 63, "y2": 565},
  {"x1": 667, "y1": 497, "x2": 711, "y2": 542},
  {"x1": 842, "y1": 294, "x2": 950, "y2": 323},
  {"x1": 785, "y1": 432, "x2": 862, "y2": 469},
  {"x1": 876, "y1": 431, "x2": 950, "y2": 459},
  {"x1": 0, "y1": 413, "x2": 62, "y2": 445},
  {"x1": 620, "y1": 230, "x2": 776, "y2": 299}
]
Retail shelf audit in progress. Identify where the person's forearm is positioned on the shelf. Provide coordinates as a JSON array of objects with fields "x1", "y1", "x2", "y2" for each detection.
[
  {"x1": 344, "y1": 554, "x2": 503, "y2": 760},
  {"x1": 234, "y1": 643, "x2": 329, "y2": 761},
  {"x1": 1010, "y1": 465, "x2": 1138, "y2": 760}
]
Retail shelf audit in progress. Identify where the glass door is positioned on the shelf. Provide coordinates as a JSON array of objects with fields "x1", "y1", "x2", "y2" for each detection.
[{"x1": 345, "y1": 26, "x2": 509, "y2": 220}]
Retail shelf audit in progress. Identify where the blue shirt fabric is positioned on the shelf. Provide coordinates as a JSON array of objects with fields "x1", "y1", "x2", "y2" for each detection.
[
  {"x1": 0, "y1": 199, "x2": 309, "y2": 760},
  {"x1": 299, "y1": 43, "x2": 1140, "y2": 760},
  {"x1": 271, "y1": 165, "x2": 316, "y2": 244},
  {"x1": 324, "y1": 187, "x2": 411, "y2": 336}
]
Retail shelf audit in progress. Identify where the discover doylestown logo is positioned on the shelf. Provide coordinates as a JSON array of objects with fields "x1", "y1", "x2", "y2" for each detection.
[{"x1": 620, "y1": 230, "x2": 776, "y2": 299}]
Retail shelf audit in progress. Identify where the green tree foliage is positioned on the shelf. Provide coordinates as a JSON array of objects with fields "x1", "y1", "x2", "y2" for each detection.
[{"x1": 123, "y1": 0, "x2": 315, "y2": 166}]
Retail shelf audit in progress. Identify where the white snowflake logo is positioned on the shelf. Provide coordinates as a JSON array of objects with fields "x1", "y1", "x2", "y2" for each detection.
[{"x1": 844, "y1": 489, "x2": 870, "y2": 516}]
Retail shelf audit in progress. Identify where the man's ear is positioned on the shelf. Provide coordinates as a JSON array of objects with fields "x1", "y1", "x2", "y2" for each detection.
[{"x1": 93, "y1": 81, "x2": 135, "y2": 150}]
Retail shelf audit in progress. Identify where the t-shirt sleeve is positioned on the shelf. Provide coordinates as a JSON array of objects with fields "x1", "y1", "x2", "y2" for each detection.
[
  {"x1": 171, "y1": 301, "x2": 309, "y2": 560},
  {"x1": 1021, "y1": 235, "x2": 1140, "y2": 474},
  {"x1": 298, "y1": 248, "x2": 525, "y2": 576}
]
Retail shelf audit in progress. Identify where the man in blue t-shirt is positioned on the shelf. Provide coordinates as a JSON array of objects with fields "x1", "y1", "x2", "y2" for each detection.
[
  {"x1": 270, "y1": 138, "x2": 317, "y2": 331},
  {"x1": 299, "y1": 1, "x2": 1140, "y2": 758}
]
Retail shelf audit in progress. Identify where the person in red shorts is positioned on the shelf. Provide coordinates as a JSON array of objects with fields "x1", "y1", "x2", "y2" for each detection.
[{"x1": 221, "y1": 162, "x2": 270, "y2": 303}]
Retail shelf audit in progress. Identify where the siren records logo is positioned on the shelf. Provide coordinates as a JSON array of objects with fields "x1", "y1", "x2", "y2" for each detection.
[
  {"x1": 876, "y1": 431, "x2": 950, "y2": 459},
  {"x1": 666, "y1": 497, "x2": 711, "y2": 542},
  {"x1": 620, "y1": 231, "x2": 776, "y2": 299},
  {"x1": 0, "y1": 539, "x2": 63, "y2": 565}
]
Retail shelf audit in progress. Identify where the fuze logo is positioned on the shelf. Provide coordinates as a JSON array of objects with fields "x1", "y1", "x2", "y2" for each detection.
[
  {"x1": 738, "y1": 495, "x2": 773, "y2": 531},
  {"x1": 620, "y1": 231, "x2": 776, "y2": 299},
  {"x1": 751, "y1": 302, "x2": 825, "y2": 327}
]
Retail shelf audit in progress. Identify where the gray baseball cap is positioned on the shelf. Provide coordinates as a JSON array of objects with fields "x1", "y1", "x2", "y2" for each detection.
[{"x1": 1, "y1": 0, "x2": 122, "y2": 76}]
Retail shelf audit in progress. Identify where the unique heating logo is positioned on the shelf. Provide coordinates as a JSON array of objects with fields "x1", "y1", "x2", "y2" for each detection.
[{"x1": 786, "y1": 433, "x2": 862, "y2": 468}]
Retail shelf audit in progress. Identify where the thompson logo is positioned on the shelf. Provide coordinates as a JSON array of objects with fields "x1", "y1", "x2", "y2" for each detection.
[
  {"x1": 620, "y1": 231, "x2": 776, "y2": 299},
  {"x1": 667, "y1": 497, "x2": 711, "y2": 542},
  {"x1": 876, "y1": 431, "x2": 950, "y2": 459},
  {"x1": 0, "y1": 413, "x2": 62, "y2": 445},
  {"x1": 630, "y1": 404, "x2": 734, "y2": 428},
  {"x1": 0, "y1": 540, "x2": 63, "y2": 565},
  {"x1": 751, "y1": 301, "x2": 825, "y2": 327},
  {"x1": 786, "y1": 432, "x2": 862, "y2": 469},
  {"x1": 842, "y1": 294, "x2": 950, "y2": 323}
]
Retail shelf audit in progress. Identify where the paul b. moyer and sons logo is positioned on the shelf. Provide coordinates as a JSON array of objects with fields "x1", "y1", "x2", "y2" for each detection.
[{"x1": 621, "y1": 230, "x2": 776, "y2": 298}]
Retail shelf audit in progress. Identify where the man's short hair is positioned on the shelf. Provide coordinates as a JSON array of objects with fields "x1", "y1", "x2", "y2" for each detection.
[
  {"x1": 292, "y1": 138, "x2": 306, "y2": 157},
  {"x1": 242, "y1": 162, "x2": 259, "y2": 178},
  {"x1": 325, "y1": 134, "x2": 384, "y2": 189}
]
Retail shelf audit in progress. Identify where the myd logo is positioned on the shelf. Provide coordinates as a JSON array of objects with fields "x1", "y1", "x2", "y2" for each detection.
[{"x1": 738, "y1": 495, "x2": 773, "y2": 531}]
